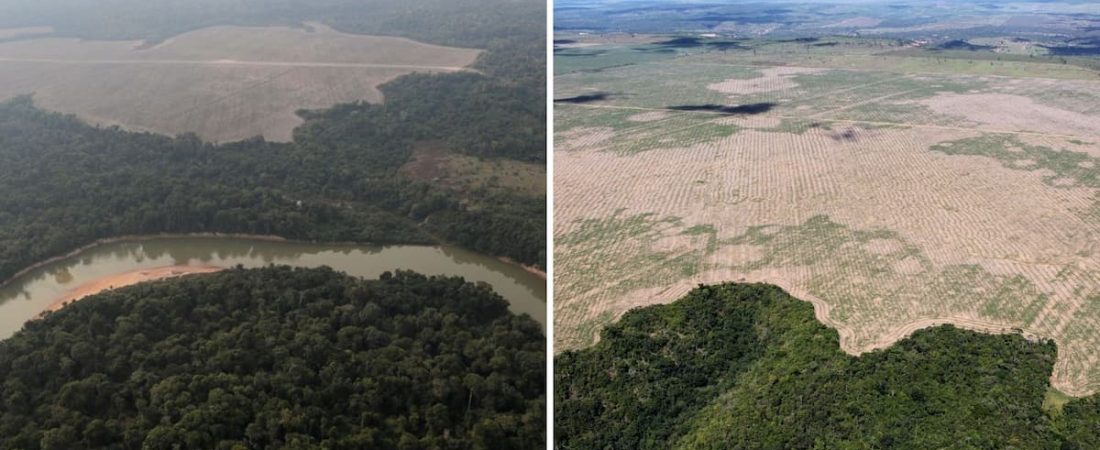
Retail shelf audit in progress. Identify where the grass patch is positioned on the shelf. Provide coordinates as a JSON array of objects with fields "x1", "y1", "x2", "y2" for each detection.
[
  {"x1": 683, "y1": 224, "x2": 717, "y2": 235},
  {"x1": 931, "y1": 134, "x2": 1100, "y2": 189},
  {"x1": 555, "y1": 211, "x2": 722, "y2": 348},
  {"x1": 555, "y1": 44, "x2": 700, "y2": 75},
  {"x1": 611, "y1": 120, "x2": 740, "y2": 155},
  {"x1": 720, "y1": 215, "x2": 1053, "y2": 345},
  {"x1": 1044, "y1": 388, "x2": 1073, "y2": 417},
  {"x1": 554, "y1": 104, "x2": 653, "y2": 133}
]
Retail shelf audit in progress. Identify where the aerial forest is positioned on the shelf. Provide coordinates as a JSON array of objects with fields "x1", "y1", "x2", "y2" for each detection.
[
  {"x1": 556, "y1": 282, "x2": 1100, "y2": 449},
  {"x1": 0, "y1": 266, "x2": 545, "y2": 449},
  {"x1": 0, "y1": 0, "x2": 546, "y2": 282}
]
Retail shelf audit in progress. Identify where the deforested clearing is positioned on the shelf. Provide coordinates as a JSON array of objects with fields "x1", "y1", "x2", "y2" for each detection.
[
  {"x1": 707, "y1": 66, "x2": 825, "y2": 95},
  {"x1": 0, "y1": 23, "x2": 481, "y2": 142},
  {"x1": 917, "y1": 93, "x2": 1100, "y2": 138},
  {"x1": 554, "y1": 38, "x2": 1100, "y2": 396}
]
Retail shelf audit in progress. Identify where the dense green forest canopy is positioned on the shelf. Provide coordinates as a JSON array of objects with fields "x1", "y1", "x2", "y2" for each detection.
[
  {"x1": 0, "y1": 266, "x2": 545, "y2": 449},
  {"x1": 556, "y1": 283, "x2": 1100, "y2": 449},
  {"x1": 0, "y1": 93, "x2": 545, "y2": 285}
]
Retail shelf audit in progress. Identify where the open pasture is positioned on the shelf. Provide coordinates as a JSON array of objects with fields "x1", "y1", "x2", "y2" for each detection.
[
  {"x1": 555, "y1": 38, "x2": 1100, "y2": 396},
  {"x1": 0, "y1": 23, "x2": 480, "y2": 142}
]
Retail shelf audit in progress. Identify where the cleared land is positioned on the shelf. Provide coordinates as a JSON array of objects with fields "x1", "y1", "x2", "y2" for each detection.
[
  {"x1": 401, "y1": 142, "x2": 547, "y2": 198},
  {"x1": 0, "y1": 23, "x2": 481, "y2": 142},
  {"x1": 46, "y1": 265, "x2": 223, "y2": 313},
  {"x1": 555, "y1": 37, "x2": 1100, "y2": 396}
]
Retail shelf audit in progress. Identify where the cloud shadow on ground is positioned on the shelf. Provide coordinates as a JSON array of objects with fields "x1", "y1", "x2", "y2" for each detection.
[{"x1": 667, "y1": 102, "x2": 776, "y2": 115}]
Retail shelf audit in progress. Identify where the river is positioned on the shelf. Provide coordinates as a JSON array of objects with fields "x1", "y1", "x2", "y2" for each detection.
[{"x1": 0, "y1": 237, "x2": 546, "y2": 339}]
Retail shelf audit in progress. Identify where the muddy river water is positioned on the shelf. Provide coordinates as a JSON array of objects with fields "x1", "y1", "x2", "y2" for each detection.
[{"x1": 0, "y1": 237, "x2": 546, "y2": 339}]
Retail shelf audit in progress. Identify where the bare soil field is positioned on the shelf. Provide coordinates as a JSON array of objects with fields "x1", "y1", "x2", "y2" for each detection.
[
  {"x1": 916, "y1": 93, "x2": 1100, "y2": 138},
  {"x1": 707, "y1": 66, "x2": 825, "y2": 95},
  {"x1": 0, "y1": 23, "x2": 481, "y2": 142},
  {"x1": 554, "y1": 44, "x2": 1100, "y2": 396},
  {"x1": 46, "y1": 265, "x2": 223, "y2": 313}
]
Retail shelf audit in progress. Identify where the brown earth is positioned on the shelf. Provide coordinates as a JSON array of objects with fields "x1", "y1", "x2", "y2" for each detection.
[
  {"x1": 45, "y1": 265, "x2": 224, "y2": 314},
  {"x1": 0, "y1": 23, "x2": 480, "y2": 142},
  {"x1": 707, "y1": 66, "x2": 824, "y2": 95},
  {"x1": 917, "y1": 93, "x2": 1100, "y2": 138},
  {"x1": 556, "y1": 110, "x2": 1100, "y2": 395}
]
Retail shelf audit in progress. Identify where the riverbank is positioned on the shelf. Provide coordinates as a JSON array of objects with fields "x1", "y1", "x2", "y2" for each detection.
[
  {"x1": 0, "y1": 236, "x2": 544, "y2": 337},
  {"x1": 2, "y1": 232, "x2": 544, "y2": 288},
  {"x1": 44, "y1": 265, "x2": 225, "y2": 314},
  {"x1": 499, "y1": 257, "x2": 547, "y2": 280},
  {"x1": 0, "y1": 232, "x2": 286, "y2": 290}
]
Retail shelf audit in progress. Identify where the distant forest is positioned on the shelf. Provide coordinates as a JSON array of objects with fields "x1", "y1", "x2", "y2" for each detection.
[
  {"x1": 0, "y1": 266, "x2": 545, "y2": 449},
  {"x1": 556, "y1": 283, "x2": 1100, "y2": 449},
  {"x1": 0, "y1": 0, "x2": 547, "y2": 280}
]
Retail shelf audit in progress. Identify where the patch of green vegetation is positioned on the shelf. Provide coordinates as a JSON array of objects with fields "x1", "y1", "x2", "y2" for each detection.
[
  {"x1": 725, "y1": 215, "x2": 904, "y2": 268},
  {"x1": 556, "y1": 282, "x2": 1096, "y2": 450},
  {"x1": 757, "y1": 118, "x2": 819, "y2": 134},
  {"x1": 557, "y1": 210, "x2": 681, "y2": 246},
  {"x1": 554, "y1": 104, "x2": 655, "y2": 133},
  {"x1": 557, "y1": 62, "x2": 759, "y2": 110},
  {"x1": 554, "y1": 44, "x2": 687, "y2": 75},
  {"x1": 557, "y1": 104, "x2": 743, "y2": 155},
  {"x1": 611, "y1": 120, "x2": 741, "y2": 155},
  {"x1": 721, "y1": 215, "x2": 1050, "y2": 339},
  {"x1": 1045, "y1": 388, "x2": 1074, "y2": 417},
  {"x1": 556, "y1": 212, "x2": 720, "y2": 348},
  {"x1": 682, "y1": 224, "x2": 717, "y2": 235},
  {"x1": 883, "y1": 47, "x2": 1100, "y2": 77},
  {"x1": 931, "y1": 134, "x2": 1100, "y2": 189},
  {"x1": 797, "y1": 72, "x2": 986, "y2": 123},
  {"x1": 839, "y1": 101, "x2": 938, "y2": 124},
  {"x1": 980, "y1": 274, "x2": 1049, "y2": 324},
  {"x1": 573, "y1": 310, "x2": 616, "y2": 348},
  {"x1": 1054, "y1": 294, "x2": 1100, "y2": 388}
]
